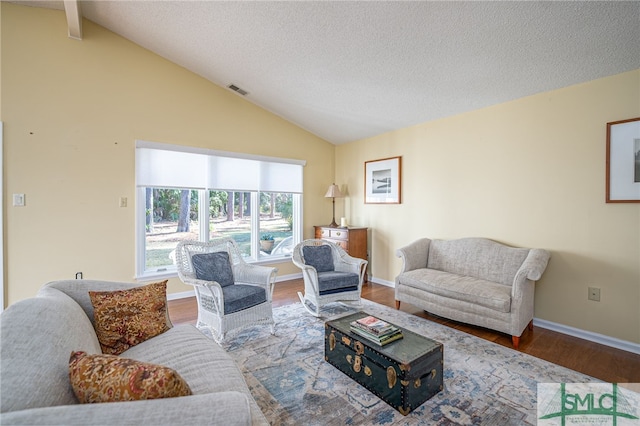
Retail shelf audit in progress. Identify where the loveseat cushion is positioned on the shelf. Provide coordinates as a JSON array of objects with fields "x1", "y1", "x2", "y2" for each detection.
[
  {"x1": 89, "y1": 281, "x2": 172, "y2": 355},
  {"x1": 0, "y1": 290, "x2": 102, "y2": 413},
  {"x1": 398, "y1": 268, "x2": 512, "y2": 313},
  {"x1": 119, "y1": 325, "x2": 242, "y2": 393},
  {"x1": 119, "y1": 324, "x2": 266, "y2": 424},
  {"x1": 427, "y1": 238, "x2": 529, "y2": 286}
]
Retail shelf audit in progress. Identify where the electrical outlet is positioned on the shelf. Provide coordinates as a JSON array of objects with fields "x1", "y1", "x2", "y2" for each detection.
[
  {"x1": 119, "y1": 197, "x2": 127, "y2": 208},
  {"x1": 588, "y1": 286, "x2": 601, "y2": 302}
]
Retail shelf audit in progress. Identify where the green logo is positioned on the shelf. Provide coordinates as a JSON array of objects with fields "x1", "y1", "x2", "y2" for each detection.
[{"x1": 538, "y1": 383, "x2": 639, "y2": 425}]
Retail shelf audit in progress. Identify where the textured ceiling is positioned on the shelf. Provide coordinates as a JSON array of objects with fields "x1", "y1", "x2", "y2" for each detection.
[{"x1": 8, "y1": 1, "x2": 640, "y2": 144}]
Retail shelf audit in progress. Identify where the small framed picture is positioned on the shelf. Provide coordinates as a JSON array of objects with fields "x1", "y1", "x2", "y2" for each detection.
[
  {"x1": 606, "y1": 117, "x2": 640, "y2": 203},
  {"x1": 364, "y1": 156, "x2": 401, "y2": 204}
]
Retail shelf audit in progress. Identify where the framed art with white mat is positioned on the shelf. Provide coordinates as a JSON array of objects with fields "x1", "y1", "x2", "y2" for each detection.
[
  {"x1": 606, "y1": 117, "x2": 640, "y2": 203},
  {"x1": 364, "y1": 156, "x2": 401, "y2": 204}
]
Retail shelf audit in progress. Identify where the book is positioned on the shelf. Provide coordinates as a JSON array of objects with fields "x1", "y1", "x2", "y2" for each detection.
[
  {"x1": 350, "y1": 326, "x2": 404, "y2": 346},
  {"x1": 349, "y1": 315, "x2": 403, "y2": 346},
  {"x1": 350, "y1": 321, "x2": 400, "y2": 339},
  {"x1": 351, "y1": 315, "x2": 396, "y2": 335},
  {"x1": 351, "y1": 326, "x2": 403, "y2": 343}
]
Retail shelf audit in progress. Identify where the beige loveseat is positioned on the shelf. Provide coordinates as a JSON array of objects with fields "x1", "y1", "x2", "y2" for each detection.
[
  {"x1": 0, "y1": 280, "x2": 268, "y2": 425},
  {"x1": 395, "y1": 238, "x2": 550, "y2": 349}
]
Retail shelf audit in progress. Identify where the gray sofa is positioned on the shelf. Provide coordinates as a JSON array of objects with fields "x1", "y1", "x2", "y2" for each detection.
[
  {"x1": 0, "y1": 280, "x2": 268, "y2": 425},
  {"x1": 395, "y1": 237, "x2": 550, "y2": 349}
]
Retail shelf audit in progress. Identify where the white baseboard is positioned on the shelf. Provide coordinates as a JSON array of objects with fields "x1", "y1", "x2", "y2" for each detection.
[
  {"x1": 167, "y1": 290, "x2": 195, "y2": 301},
  {"x1": 368, "y1": 276, "x2": 395, "y2": 288},
  {"x1": 276, "y1": 272, "x2": 302, "y2": 282},
  {"x1": 534, "y1": 318, "x2": 640, "y2": 355}
]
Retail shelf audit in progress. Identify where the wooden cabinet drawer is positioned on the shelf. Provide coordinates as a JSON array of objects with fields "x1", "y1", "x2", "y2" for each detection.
[
  {"x1": 329, "y1": 229, "x2": 348, "y2": 240},
  {"x1": 317, "y1": 228, "x2": 330, "y2": 238},
  {"x1": 316, "y1": 228, "x2": 348, "y2": 240}
]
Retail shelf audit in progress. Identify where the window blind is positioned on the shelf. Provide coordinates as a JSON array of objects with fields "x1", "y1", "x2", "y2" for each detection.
[{"x1": 135, "y1": 140, "x2": 305, "y2": 193}]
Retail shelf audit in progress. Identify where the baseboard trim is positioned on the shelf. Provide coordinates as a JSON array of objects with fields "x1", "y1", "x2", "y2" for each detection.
[
  {"x1": 167, "y1": 290, "x2": 195, "y2": 301},
  {"x1": 276, "y1": 272, "x2": 303, "y2": 282},
  {"x1": 534, "y1": 318, "x2": 640, "y2": 355},
  {"x1": 368, "y1": 276, "x2": 394, "y2": 288}
]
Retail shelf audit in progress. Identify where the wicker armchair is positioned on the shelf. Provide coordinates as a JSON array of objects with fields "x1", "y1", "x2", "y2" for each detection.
[
  {"x1": 175, "y1": 238, "x2": 277, "y2": 342},
  {"x1": 292, "y1": 239, "x2": 368, "y2": 317}
]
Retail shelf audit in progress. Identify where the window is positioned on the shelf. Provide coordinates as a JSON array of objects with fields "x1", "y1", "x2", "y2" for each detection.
[{"x1": 136, "y1": 141, "x2": 305, "y2": 279}]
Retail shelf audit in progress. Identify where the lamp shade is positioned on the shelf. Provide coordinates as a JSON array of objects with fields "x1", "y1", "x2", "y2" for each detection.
[{"x1": 324, "y1": 184, "x2": 343, "y2": 198}]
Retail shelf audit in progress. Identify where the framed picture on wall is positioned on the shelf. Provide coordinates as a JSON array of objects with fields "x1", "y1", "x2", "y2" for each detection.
[
  {"x1": 364, "y1": 156, "x2": 401, "y2": 204},
  {"x1": 606, "y1": 117, "x2": 640, "y2": 203}
]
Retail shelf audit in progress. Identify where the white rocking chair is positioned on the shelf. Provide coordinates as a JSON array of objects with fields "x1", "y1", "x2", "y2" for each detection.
[{"x1": 292, "y1": 239, "x2": 368, "y2": 317}]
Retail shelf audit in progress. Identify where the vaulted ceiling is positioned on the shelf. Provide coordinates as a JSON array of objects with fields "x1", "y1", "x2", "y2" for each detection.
[{"x1": 8, "y1": 1, "x2": 640, "y2": 144}]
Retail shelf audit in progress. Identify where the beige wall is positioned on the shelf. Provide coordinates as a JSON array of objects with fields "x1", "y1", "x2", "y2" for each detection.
[
  {"x1": 336, "y1": 70, "x2": 640, "y2": 344},
  {"x1": 1, "y1": 4, "x2": 334, "y2": 303}
]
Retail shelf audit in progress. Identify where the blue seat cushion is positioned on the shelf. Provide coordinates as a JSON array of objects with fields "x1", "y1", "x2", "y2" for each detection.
[
  {"x1": 222, "y1": 284, "x2": 267, "y2": 314},
  {"x1": 191, "y1": 252, "x2": 234, "y2": 287},
  {"x1": 303, "y1": 245, "x2": 334, "y2": 273},
  {"x1": 317, "y1": 271, "x2": 360, "y2": 295}
]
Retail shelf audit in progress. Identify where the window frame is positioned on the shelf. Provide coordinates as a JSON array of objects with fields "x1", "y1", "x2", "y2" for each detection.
[
  {"x1": 136, "y1": 188, "x2": 302, "y2": 280},
  {"x1": 135, "y1": 140, "x2": 306, "y2": 281},
  {"x1": 135, "y1": 140, "x2": 306, "y2": 280}
]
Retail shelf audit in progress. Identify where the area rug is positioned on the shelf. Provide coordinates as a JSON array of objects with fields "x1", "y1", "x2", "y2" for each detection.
[{"x1": 220, "y1": 300, "x2": 597, "y2": 425}]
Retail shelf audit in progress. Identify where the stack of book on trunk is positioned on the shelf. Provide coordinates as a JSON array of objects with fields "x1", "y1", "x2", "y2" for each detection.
[{"x1": 349, "y1": 315, "x2": 403, "y2": 346}]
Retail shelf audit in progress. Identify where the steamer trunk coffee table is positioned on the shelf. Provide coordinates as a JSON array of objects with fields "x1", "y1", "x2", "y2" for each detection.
[{"x1": 324, "y1": 311, "x2": 443, "y2": 415}]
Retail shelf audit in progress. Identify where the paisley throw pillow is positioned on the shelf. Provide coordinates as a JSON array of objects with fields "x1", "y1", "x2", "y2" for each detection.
[
  {"x1": 89, "y1": 281, "x2": 172, "y2": 355},
  {"x1": 69, "y1": 351, "x2": 191, "y2": 403}
]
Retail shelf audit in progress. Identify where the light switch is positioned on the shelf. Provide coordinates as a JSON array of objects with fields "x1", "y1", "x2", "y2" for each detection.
[{"x1": 13, "y1": 194, "x2": 25, "y2": 207}]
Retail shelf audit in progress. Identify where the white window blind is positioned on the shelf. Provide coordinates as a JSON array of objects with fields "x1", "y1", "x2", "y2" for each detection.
[{"x1": 136, "y1": 140, "x2": 305, "y2": 193}]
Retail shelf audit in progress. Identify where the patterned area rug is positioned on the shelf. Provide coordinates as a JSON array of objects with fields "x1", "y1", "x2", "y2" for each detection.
[{"x1": 220, "y1": 300, "x2": 596, "y2": 425}]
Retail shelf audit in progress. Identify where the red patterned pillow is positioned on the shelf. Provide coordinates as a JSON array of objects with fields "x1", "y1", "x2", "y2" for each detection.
[
  {"x1": 69, "y1": 351, "x2": 191, "y2": 403},
  {"x1": 89, "y1": 281, "x2": 172, "y2": 355}
]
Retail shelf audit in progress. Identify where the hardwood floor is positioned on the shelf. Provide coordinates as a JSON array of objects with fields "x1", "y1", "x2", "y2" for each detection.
[{"x1": 168, "y1": 279, "x2": 640, "y2": 383}]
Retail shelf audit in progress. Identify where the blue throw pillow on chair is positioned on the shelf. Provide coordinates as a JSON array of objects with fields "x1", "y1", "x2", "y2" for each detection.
[
  {"x1": 191, "y1": 252, "x2": 235, "y2": 287},
  {"x1": 303, "y1": 245, "x2": 334, "y2": 273}
]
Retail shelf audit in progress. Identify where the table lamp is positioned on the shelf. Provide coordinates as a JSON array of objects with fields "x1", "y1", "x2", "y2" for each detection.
[{"x1": 324, "y1": 183, "x2": 343, "y2": 227}]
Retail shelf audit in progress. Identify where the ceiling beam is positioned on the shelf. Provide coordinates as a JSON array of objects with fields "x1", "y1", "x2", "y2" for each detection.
[{"x1": 63, "y1": 0, "x2": 83, "y2": 40}]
